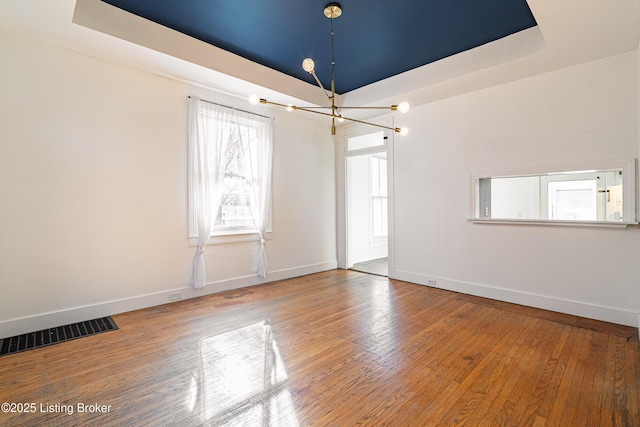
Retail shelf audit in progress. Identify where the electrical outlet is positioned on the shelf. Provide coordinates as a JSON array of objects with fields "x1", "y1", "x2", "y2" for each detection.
[
  {"x1": 168, "y1": 292, "x2": 182, "y2": 302},
  {"x1": 426, "y1": 279, "x2": 437, "y2": 286}
]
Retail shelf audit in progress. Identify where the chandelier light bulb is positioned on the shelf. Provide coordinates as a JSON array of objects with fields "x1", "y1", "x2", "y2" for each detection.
[
  {"x1": 336, "y1": 115, "x2": 345, "y2": 123},
  {"x1": 397, "y1": 101, "x2": 410, "y2": 114},
  {"x1": 286, "y1": 105, "x2": 294, "y2": 112},
  {"x1": 399, "y1": 127, "x2": 409, "y2": 136},
  {"x1": 248, "y1": 94, "x2": 260, "y2": 105},
  {"x1": 302, "y1": 58, "x2": 315, "y2": 73}
]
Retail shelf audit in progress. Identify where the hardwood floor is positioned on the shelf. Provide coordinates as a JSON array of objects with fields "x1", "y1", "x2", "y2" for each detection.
[{"x1": 0, "y1": 270, "x2": 638, "y2": 426}]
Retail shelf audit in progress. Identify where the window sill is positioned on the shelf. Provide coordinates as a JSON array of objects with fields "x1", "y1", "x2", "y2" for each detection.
[
  {"x1": 189, "y1": 230, "x2": 272, "y2": 246},
  {"x1": 469, "y1": 218, "x2": 637, "y2": 228}
]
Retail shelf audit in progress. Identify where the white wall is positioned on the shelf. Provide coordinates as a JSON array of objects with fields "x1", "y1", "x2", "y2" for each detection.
[
  {"x1": 393, "y1": 51, "x2": 640, "y2": 326},
  {"x1": 0, "y1": 33, "x2": 337, "y2": 337}
]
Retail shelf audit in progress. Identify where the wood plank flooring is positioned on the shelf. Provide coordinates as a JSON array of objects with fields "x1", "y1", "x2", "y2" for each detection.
[{"x1": 0, "y1": 270, "x2": 638, "y2": 426}]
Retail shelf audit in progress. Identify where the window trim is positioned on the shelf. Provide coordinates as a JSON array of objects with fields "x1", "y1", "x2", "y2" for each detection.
[{"x1": 469, "y1": 158, "x2": 638, "y2": 228}]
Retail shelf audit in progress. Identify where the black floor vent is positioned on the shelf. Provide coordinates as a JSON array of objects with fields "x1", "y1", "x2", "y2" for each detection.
[{"x1": 0, "y1": 316, "x2": 118, "y2": 357}]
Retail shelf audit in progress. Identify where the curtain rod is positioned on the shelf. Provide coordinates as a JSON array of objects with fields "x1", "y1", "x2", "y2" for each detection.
[{"x1": 188, "y1": 95, "x2": 271, "y2": 119}]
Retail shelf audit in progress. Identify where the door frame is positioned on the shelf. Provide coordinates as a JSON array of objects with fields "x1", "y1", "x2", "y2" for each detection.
[{"x1": 336, "y1": 117, "x2": 396, "y2": 278}]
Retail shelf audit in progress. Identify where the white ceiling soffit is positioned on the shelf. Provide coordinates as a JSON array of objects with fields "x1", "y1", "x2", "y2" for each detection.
[
  {"x1": 71, "y1": 0, "x2": 326, "y2": 107},
  {"x1": 1, "y1": 0, "x2": 639, "y2": 110}
]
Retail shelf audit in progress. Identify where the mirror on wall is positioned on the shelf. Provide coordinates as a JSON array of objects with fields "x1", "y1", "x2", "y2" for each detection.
[{"x1": 471, "y1": 159, "x2": 637, "y2": 225}]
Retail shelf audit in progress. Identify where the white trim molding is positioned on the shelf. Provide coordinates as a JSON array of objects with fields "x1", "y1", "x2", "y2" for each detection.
[{"x1": 469, "y1": 218, "x2": 637, "y2": 228}]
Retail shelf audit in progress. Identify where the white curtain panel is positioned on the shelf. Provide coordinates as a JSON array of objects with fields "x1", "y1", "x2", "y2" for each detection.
[
  {"x1": 188, "y1": 97, "x2": 226, "y2": 288},
  {"x1": 233, "y1": 111, "x2": 274, "y2": 278}
]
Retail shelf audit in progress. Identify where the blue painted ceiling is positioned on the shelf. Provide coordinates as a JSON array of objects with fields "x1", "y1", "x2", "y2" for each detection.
[{"x1": 100, "y1": 0, "x2": 537, "y2": 94}]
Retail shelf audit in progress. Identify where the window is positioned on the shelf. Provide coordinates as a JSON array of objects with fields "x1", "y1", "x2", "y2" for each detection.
[
  {"x1": 188, "y1": 98, "x2": 273, "y2": 240},
  {"x1": 214, "y1": 118, "x2": 264, "y2": 232},
  {"x1": 471, "y1": 159, "x2": 636, "y2": 226},
  {"x1": 371, "y1": 155, "x2": 388, "y2": 238}
]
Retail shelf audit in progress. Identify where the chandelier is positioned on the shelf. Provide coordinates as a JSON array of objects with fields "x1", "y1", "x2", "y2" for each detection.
[{"x1": 249, "y1": 2, "x2": 409, "y2": 136}]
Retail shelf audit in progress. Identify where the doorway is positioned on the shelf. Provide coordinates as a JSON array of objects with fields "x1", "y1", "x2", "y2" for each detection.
[{"x1": 336, "y1": 122, "x2": 395, "y2": 278}]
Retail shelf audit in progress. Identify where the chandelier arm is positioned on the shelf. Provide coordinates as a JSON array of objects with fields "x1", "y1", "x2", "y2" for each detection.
[
  {"x1": 338, "y1": 106, "x2": 398, "y2": 110},
  {"x1": 258, "y1": 99, "x2": 401, "y2": 133},
  {"x1": 287, "y1": 105, "x2": 336, "y2": 118},
  {"x1": 284, "y1": 105, "x2": 395, "y2": 111},
  {"x1": 309, "y1": 71, "x2": 331, "y2": 100},
  {"x1": 336, "y1": 115, "x2": 403, "y2": 133},
  {"x1": 285, "y1": 106, "x2": 396, "y2": 111},
  {"x1": 258, "y1": 100, "x2": 334, "y2": 118}
]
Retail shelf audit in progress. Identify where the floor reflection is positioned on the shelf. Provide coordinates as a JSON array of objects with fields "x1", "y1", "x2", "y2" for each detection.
[
  {"x1": 363, "y1": 280, "x2": 398, "y2": 357},
  {"x1": 189, "y1": 321, "x2": 298, "y2": 426}
]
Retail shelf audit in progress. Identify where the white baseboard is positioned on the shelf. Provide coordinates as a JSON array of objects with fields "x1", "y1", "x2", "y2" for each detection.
[
  {"x1": 393, "y1": 269, "x2": 639, "y2": 328},
  {"x1": 0, "y1": 261, "x2": 338, "y2": 339}
]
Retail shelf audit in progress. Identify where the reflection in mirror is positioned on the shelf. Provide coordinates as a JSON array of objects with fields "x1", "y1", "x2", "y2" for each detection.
[{"x1": 472, "y1": 159, "x2": 636, "y2": 224}]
